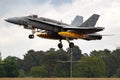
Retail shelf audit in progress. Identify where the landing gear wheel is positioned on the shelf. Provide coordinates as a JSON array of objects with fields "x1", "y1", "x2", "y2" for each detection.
[
  {"x1": 29, "y1": 34, "x2": 34, "y2": 39},
  {"x1": 58, "y1": 43, "x2": 63, "y2": 49},
  {"x1": 69, "y1": 42, "x2": 74, "y2": 48}
]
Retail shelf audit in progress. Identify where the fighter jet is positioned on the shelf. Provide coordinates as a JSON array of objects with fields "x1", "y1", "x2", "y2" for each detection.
[{"x1": 5, "y1": 14, "x2": 104, "y2": 48}]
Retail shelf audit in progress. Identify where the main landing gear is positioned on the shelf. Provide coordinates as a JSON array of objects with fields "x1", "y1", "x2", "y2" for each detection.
[
  {"x1": 58, "y1": 39, "x2": 74, "y2": 49},
  {"x1": 58, "y1": 40, "x2": 63, "y2": 49},
  {"x1": 66, "y1": 38, "x2": 74, "y2": 48},
  {"x1": 69, "y1": 42, "x2": 74, "y2": 48}
]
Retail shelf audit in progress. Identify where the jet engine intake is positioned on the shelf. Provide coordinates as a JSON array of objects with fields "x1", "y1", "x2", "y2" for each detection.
[{"x1": 23, "y1": 25, "x2": 33, "y2": 30}]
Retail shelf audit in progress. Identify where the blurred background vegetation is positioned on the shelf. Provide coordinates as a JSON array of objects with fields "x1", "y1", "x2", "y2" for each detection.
[{"x1": 0, "y1": 46, "x2": 120, "y2": 77}]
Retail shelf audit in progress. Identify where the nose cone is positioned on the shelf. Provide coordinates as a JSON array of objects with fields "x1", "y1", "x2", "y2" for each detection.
[
  {"x1": 5, "y1": 17, "x2": 21, "y2": 25},
  {"x1": 5, "y1": 18, "x2": 15, "y2": 22},
  {"x1": 5, "y1": 18, "x2": 13, "y2": 22}
]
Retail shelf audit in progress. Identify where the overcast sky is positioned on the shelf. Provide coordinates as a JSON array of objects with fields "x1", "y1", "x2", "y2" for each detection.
[{"x1": 0, "y1": 0, "x2": 120, "y2": 59}]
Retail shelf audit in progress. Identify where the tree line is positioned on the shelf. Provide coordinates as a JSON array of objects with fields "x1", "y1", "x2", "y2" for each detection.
[{"x1": 0, "y1": 46, "x2": 120, "y2": 77}]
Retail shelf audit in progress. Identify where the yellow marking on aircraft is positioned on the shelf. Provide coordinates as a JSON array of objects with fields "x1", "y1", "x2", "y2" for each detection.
[
  {"x1": 37, "y1": 33, "x2": 58, "y2": 40},
  {"x1": 58, "y1": 31, "x2": 86, "y2": 39}
]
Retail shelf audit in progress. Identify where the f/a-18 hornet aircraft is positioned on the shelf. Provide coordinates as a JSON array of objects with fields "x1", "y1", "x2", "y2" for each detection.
[{"x1": 5, "y1": 14, "x2": 104, "y2": 48}]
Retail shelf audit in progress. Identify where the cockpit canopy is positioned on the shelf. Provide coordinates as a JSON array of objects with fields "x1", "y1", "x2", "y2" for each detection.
[{"x1": 28, "y1": 15, "x2": 38, "y2": 18}]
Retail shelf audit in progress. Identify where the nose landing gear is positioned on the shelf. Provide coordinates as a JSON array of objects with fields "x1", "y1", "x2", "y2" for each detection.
[
  {"x1": 29, "y1": 34, "x2": 34, "y2": 39},
  {"x1": 28, "y1": 29, "x2": 35, "y2": 39}
]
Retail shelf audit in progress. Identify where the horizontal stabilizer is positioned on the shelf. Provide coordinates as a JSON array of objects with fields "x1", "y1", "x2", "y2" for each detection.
[
  {"x1": 80, "y1": 14, "x2": 100, "y2": 27},
  {"x1": 101, "y1": 34, "x2": 115, "y2": 36},
  {"x1": 71, "y1": 15, "x2": 83, "y2": 27},
  {"x1": 63, "y1": 27, "x2": 104, "y2": 34}
]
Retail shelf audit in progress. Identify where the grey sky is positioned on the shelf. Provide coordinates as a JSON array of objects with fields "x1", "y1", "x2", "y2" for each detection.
[{"x1": 0, "y1": 0, "x2": 120, "y2": 59}]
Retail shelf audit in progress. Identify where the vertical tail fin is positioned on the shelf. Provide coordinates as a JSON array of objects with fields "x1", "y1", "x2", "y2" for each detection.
[
  {"x1": 80, "y1": 14, "x2": 100, "y2": 27},
  {"x1": 71, "y1": 15, "x2": 83, "y2": 27}
]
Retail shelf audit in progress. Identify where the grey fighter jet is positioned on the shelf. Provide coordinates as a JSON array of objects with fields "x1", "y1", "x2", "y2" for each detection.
[{"x1": 5, "y1": 14, "x2": 104, "y2": 48}]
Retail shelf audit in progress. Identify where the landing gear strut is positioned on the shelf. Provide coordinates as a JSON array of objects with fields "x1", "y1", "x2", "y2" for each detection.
[
  {"x1": 58, "y1": 40, "x2": 63, "y2": 49},
  {"x1": 28, "y1": 29, "x2": 35, "y2": 39},
  {"x1": 58, "y1": 39, "x2": 75, "y2": 49},
  {"x1": 58, "y1": 43, "x2": 63, "y2": 49},
  {"x1": 66, "y1": 38, "x2": 74, "y2": 48}
]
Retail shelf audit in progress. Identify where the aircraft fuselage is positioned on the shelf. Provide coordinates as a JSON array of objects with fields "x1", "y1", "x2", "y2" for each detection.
[{"x1": 5, "y1": 14, "x2": 104, "y2": 48}]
